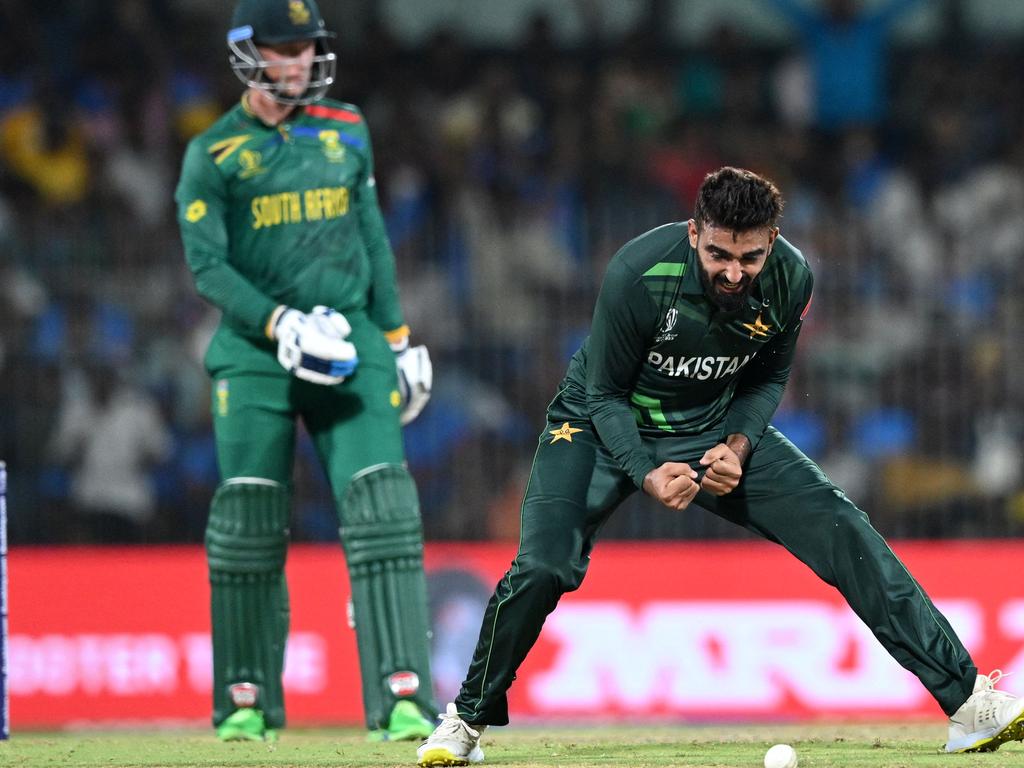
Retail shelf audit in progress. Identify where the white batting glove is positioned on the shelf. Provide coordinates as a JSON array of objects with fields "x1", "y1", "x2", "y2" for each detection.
[
  {"x1": 396, "y1": 344, "x2": 432, "y2": 425},
  {"x1": 273, "y1": 305, "x2": 358, "y2": 385}
]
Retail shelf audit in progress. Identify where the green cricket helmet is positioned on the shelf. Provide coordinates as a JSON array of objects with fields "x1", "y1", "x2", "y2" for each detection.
[{"x1": 227, "y1": 0, "x2": 337, "y2": 105}]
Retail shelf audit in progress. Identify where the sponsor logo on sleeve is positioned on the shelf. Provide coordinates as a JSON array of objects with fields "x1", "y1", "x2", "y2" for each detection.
[
  {"x1": 216, "y1": 379, "x2": 229, "y2": 416},
  {"x1": 185, "y1": 200, "x2": 207, "y2": 223}
]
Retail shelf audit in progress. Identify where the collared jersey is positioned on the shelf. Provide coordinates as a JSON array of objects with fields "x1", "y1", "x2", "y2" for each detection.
[
  {"x1": 553, "y1": 221, "x2": 814, "y2": 488},
  {"x1": 174, "y1": 97, "x2": 404, "y2": 376}
]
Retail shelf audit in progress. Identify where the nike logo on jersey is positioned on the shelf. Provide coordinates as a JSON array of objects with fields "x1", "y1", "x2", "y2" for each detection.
[{"x1": 646, "y1": 352, "x2": 756, "y2": 380}]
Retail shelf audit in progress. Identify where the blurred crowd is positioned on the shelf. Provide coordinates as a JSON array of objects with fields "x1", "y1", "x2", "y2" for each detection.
[{"x1": 3, "y1": 0, "x2": 1024, "y2": 545}]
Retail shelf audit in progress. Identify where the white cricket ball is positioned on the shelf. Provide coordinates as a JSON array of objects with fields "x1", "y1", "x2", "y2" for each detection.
[{"x1": 764, "y1": 743, "x2": 798, "y2": 768}]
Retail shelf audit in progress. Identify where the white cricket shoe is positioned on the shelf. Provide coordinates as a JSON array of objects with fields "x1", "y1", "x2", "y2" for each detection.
[
  {"x1": 416, "y1": 703, "x2": 486, "y2": 766},
  {"x1": 946, "y1": 670, "x2": 1024, "y2": 752}
]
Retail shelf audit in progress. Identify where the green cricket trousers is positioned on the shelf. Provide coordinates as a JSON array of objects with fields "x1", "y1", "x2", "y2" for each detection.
[
  {"x1": 454, "y1": 417, "x2": 977, "y2": 725},
  {"x1": 207, "y1": 347, "x2": 436, "y2": 730},
  {"x1": 213, "y1": 360, "x2": 406, "y2": 487}
]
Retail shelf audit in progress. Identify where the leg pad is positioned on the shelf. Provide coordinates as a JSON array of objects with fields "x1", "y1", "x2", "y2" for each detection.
[
  {"x1": 206, "y1": 479, "x2": 290, "y2": 728},
  {"x1": 340, "y1": 465, "x2": 436, "y2": 729}
]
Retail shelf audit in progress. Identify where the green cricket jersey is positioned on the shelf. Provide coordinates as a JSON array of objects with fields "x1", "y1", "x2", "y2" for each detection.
[
  {"x1": 175, "y1": 97, "x2": 405, "y2": 376},
  {"x1": 553, "y1": 222, "x2": 814, "y2": 488}
]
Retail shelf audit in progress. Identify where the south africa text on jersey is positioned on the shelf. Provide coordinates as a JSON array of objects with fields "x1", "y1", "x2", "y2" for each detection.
[
  {"x1": 647, "y1": 351, "x2": 756, "y2": 380},
  {"x1": 251, "y1": 186, "x2": 350, "y2": 229}
]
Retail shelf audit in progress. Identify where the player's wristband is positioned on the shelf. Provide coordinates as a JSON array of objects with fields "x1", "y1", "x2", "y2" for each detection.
[
  {"x1": 265, "y1": 305, "x2": 288, "y2": 340},
  {"x1": 385, "y1": 324, "x2": 411, "y2": 353}
]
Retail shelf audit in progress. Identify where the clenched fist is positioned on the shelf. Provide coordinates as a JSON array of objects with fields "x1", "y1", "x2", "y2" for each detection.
[
  {"x1": 643, "y1": 462, "x2": 700, "y2": 511},
  {"x1": 699, "y1": 443, "x2": 743, "y2": 496}
]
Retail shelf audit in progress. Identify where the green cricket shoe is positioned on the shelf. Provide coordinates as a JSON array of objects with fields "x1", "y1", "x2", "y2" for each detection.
[
  {"x1": 216, "y1": 708, "x2": 279, "y2": 742},
  {"x1": 367, "y1": 700, "x2": 435, "y2": 742}
]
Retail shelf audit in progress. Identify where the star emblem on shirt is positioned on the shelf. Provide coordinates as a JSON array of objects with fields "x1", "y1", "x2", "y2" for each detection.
[
  {"x1": 741, "y1": 312, "x2": 773, "y2": 339},
  {"x1": 549, "y1": 422, "x2": 583, "y2": 444}
]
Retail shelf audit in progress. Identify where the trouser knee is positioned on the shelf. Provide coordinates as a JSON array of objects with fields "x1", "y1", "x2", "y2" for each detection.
[{"x1": 515, "y1": 551, "x2": 585, "y2": 599}]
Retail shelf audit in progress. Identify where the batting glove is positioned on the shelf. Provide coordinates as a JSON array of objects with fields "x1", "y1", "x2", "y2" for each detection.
[
  {"x1": 396, "y1": 344, "x2": 432, "y2": 425},
  {"x1": 273, "y1": 305, "x2": 359, "y2": 385}
]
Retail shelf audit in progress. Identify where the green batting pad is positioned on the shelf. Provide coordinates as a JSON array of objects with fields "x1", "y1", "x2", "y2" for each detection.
[
  {"x1": 339, "y1": 465, "x2": 436, "y2": 729},
  {"x1": 206, "y1": 480, "x2": 290, "y2": 729}
]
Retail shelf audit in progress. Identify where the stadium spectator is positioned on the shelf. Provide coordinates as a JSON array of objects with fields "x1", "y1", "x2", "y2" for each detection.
[
  {"x1": 763, "y1": 0, "x2": 926, "y2": 131},
  {"x1": 47, "y1": 362, "x2": 173, "y2": 542},
  {"x1": 2, "y1": 0, "x2": 1024, "y2": 546}
]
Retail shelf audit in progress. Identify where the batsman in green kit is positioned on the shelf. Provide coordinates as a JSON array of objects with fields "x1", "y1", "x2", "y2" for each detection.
[
  {"x1": 416, "y1": 168, "x2": 1024, "y2": 766},
  {"x1": 175, "y1": 0, "x2": 436, "y2": 743}
]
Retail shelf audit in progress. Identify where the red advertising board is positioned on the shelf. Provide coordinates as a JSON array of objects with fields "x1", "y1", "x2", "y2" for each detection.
[{"x1": 8, "y1": 542, "x2": 1024, "y2": 728}]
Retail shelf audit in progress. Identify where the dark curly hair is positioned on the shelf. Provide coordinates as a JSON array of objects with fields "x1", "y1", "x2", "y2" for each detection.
[{"x1": 692, "y1": 167, "x2": 784, "y2": 232}]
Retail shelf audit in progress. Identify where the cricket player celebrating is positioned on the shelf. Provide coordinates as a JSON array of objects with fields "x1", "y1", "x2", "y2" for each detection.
[
  {"x1": 416, "y1": 167, "x2": 1024, "y2": 765},
  {"x1": 175, "y1": 0, "x2": 436, "y2": 743}
]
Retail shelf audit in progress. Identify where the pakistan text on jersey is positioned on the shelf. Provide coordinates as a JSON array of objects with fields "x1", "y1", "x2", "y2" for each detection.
[
  {"x1": 647, "y1": 351, "x2": 756, "y2": 380},
  {"x1": 251, "y1": 186, "x2": 350, "y2": 229}
]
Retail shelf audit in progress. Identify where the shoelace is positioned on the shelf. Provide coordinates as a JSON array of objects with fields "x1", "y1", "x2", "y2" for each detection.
[
  {"x1": 976, "y1": 669, "x2": 1018, "y2": 712},
  {"x1": 982, "y1": 670, "x2": 1010, "y2": 691},
  {"x1": 433, "y1": 709, "x2": 475, "y2": 739}
]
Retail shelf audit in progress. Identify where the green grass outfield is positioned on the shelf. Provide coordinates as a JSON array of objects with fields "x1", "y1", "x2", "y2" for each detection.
[{"x1": 1, "y1": 723, "x2": 1020, "y2": 768}]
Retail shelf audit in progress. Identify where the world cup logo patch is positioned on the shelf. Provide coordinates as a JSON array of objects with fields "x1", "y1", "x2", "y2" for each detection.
[
  {"x1": 238, "y1": 149, "x2": 265, "y2": 178},
  {"x1": 655, "y1": 307, "x2": 679, "y2": 343}
]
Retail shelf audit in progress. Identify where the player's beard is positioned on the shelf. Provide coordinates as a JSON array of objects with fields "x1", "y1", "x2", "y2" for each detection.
[{"x1": 699, "y1": 264, "x2": 753, "y2": 313}]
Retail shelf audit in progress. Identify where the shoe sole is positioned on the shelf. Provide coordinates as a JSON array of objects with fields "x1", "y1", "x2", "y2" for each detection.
[
  {"x1": 417, "y1": 746, "x2": 470, "y2": 766},
  {"x1": 953, "y1": 712, "x2": 1024, "y2": 753},
  {"x1": 367, "y1": 726, "x2": 434, "y2": 743},
  {"x1": 217, "y1": 730, "x2": 265, "y2": 742},
  {"x1": 217, "y1": 727, "x2": 278, "y2": 742}
]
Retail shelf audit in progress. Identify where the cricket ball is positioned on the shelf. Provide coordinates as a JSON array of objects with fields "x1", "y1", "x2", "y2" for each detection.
[{"x1": 764, "y1": 743, "x2": 798, "y2": 768}]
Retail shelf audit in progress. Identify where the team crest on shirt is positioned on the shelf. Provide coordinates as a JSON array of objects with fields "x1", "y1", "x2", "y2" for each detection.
[
  {"x1": 318, "y1": 130, "x2": 346, "y2": 163},
  {"x1": 741, "y1": 312, "x2": 773, "y2": 340},
  {"x1": 238, "y1": 149, "x2": 266, "y2": 178},
  {"x1": 289, "y1": 0, "x2": 311, "y2": 25}
]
